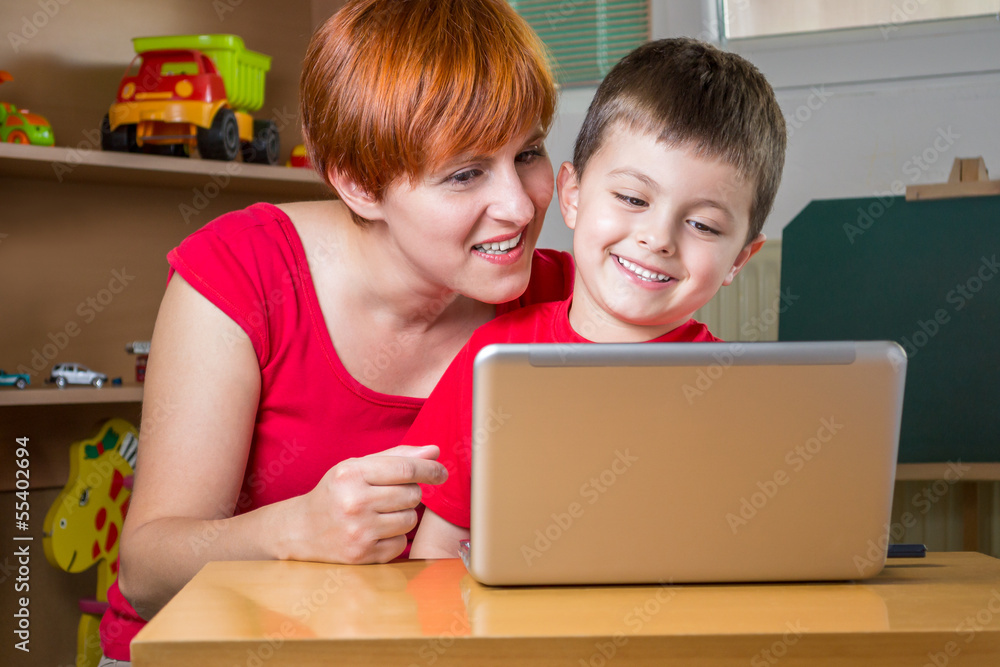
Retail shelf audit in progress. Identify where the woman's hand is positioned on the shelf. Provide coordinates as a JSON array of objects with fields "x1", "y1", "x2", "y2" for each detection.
[{"x1": 280, "y1": 445, "x2": 447, "y2": 564}]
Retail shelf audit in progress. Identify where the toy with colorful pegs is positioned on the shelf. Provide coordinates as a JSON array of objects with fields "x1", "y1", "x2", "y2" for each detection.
[{"x1": 43, "y1": 418, "x2": 139, "y2": 667}]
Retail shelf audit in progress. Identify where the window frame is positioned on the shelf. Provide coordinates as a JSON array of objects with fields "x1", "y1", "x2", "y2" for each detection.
[
  {"x1": 655, "y1": 2, "x2": 1000, "y2": 91},
  {"x1": 718, "y1": 0, "x2": 999, "y2": 42}
]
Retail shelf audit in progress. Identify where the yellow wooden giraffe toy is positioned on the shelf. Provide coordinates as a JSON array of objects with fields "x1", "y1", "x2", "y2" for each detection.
[{"x1": 44, "y1": 418, "x2": 138, "y2": 667}]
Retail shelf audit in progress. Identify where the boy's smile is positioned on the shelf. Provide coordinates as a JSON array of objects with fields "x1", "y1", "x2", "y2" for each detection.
[
  {"x1": 614, "y1": 254, "x2": 674, "y2": 286},
  {"x1": 558, "y1": 126, "x2": 764, "y2": 342}
]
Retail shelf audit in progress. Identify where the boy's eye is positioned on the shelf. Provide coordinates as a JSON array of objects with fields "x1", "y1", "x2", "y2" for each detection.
[
  {"x1": 614, "y1": 193, "x2": 648, "y2": 208},
  {"x1": 688, "y1": 220, "x2": 720, "y2": 235}
]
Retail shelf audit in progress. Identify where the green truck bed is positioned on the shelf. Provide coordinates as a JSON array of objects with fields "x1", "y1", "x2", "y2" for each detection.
[{"x1": 132, "y1": 34, "x2": 271, "y2": 113}]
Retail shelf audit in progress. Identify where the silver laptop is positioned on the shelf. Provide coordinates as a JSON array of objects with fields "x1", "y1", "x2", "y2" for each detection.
[{"x1": 462, "y1": 341, "x2": 906, "y2": 586}]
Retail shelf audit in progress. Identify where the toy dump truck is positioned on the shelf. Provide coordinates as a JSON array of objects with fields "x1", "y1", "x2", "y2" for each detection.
[{"x1": 101, "y1": 34, "x2": 278, "y2": 164}]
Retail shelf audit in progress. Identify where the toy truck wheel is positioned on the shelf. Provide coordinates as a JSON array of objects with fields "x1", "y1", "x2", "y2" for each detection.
[
  {"x1": 198, "y1": 108, "x2": 240, "y2": 161},
  {"x1": 101, "y1": 114, "x2": 139, "y2": 153},
  {"x1": 6, "y1": 130, "x2": 29, "y2": 144},
  {"x1": 240, "y1": 119, "x2": 280, "y2": 165},
  {"x1": 15, "y1": 378, "x2": 26, "y2": 389}
]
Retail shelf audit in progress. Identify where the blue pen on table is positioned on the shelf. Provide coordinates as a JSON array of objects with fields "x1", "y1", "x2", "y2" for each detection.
[{"x1": 887, "y1": 543, "x2": 927, "y2": 558}]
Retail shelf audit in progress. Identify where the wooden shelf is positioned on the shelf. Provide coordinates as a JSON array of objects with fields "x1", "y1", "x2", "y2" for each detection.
[
  {"x1": 0, "y1": 384, "x2": 143, "y2": 407},
  {"x1": 0, "y1": 142, "x2": 330, "y2": 199},
  {"x1": 897, "y1": 462, "x2": 1000, "y2": 482},
  {"x1": 0, "y1": 3, "x2": 335, "y2": 663}
]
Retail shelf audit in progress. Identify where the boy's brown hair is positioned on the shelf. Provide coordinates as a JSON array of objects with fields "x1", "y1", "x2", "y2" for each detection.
[
  {"x1": 573, "y1": 38, "x2": 786, "y2": 243},
  {"x1": 300, "y1": 0, "x2": 557, "y2": 225}
]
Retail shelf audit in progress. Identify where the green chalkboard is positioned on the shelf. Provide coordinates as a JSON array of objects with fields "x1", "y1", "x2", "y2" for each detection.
[{"x1": 779, "y1": 194, "x2": 1000, "y2": 463}]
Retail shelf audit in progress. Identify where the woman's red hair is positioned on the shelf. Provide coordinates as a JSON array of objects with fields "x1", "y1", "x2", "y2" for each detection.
[{"x1": 301, "y1": 0, "x2": 557, "y2": 222}]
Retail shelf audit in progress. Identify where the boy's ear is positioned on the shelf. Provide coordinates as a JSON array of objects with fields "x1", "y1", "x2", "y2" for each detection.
[
  {"x1": 327, "y1": 168, "x2": 384, "y2": 221},
  {"x1": 722, "y1": 233, "x2": 766, "y2": 286},
  {"x1": 556, "y1": 162, "x2": 580, "y2": 230}
]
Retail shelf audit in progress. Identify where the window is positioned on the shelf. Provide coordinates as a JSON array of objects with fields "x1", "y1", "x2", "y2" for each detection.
[
  {"x1": 722, "y1": 0, "x2": 999, "y2": 40},
  {"x1": 160, "y1": 61, "x2": 199, "y2": 77},
  {"x1": 510, "y1": 0, "x2": 650, "y2": 86}
]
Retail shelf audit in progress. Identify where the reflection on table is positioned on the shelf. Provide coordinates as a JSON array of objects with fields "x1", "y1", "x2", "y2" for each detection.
[{"x1": 133, "y1": 552, "x2": 1000, "y2": 666}]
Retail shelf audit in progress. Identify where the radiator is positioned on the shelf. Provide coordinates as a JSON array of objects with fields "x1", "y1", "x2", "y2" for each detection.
[
  {"x1": 693, "y1": 240, "x2": 784, "y2": 342},
  {"x1": 693, "y1": 239, "x2": 999, "y2": 557},
  {"x1": 891, "y1": 481, "x2": 1000, "y2": 558}
]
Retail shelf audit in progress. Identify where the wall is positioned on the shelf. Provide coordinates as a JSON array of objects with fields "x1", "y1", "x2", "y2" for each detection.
[{"x1": 536, "y1": 2, "x2": 1000, "y2": 250}]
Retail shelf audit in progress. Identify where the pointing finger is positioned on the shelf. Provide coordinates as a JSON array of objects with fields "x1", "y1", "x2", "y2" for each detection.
[{"x1": 360, "y1": 455, "x2": 447, "y2": 487}]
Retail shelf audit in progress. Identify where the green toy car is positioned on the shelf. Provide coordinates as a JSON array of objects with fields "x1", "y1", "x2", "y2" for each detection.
[{"x1": 0, "y1": 71, "x2": 55, "y2": 146}]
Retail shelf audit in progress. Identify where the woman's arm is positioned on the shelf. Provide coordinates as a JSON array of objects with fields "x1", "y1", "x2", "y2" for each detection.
[
  {"x1": 410, "y1": 508, "x2": 470, "y2": 559},
  {"x1": 118, "y1": 275, "x2": 446, "y2": 618}
]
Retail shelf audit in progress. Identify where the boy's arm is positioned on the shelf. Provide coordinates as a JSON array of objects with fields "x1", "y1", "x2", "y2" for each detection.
[
  {"x1": 411, "y1": 508, "x2": 470, "y2": 559},
  {"x1": 405, "y1": 335, "x2": 478, "y2": 557}
]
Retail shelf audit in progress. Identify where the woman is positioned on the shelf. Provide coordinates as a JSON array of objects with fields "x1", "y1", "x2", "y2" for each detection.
[{"x1": 98, "y1": 0, "x2": 573, "y2": 663}]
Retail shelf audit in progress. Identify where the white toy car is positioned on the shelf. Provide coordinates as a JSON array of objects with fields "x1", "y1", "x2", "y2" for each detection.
[{"x1": 50, "y1": 363, "x2": 109, "y2": 388}]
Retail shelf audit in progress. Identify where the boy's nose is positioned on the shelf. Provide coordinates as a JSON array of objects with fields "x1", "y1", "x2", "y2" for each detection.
[{"x1": 636, "y1": 223, "x2": 675, "y2": 255}]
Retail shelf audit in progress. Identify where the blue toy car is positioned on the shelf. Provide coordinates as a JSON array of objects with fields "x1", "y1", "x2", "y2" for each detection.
[{"x1": 0, "y1": 369, "x2": 30, "y2": 389}]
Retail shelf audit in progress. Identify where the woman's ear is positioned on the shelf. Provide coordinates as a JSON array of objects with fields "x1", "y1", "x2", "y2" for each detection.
[
  {"x1": 327, "y1": 168, "x2": 383, "y2": 221},
  {"x1": 723, "y1": 233, "x2": 766, "y2": 286},
  {"x1": 556, "y1": 162, "x2": 580, "y2": 231}
]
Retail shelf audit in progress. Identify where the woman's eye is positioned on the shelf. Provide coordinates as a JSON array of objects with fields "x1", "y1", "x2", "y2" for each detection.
[
  {"x1": 516, "y1": 146, "x2": 546, "y2": 164},
  {"x1": 689, "y1": 220, "x2": 720, "y2": 235},
  {"x1": 615, "y1": 193, "x2": 648, "y2": 208},
  {"x1": 449, "y1": 168, "x2": 482, "y2": 185}
]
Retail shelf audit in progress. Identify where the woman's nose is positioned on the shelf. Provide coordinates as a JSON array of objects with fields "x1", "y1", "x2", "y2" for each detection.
[{"x1": 490, "y1": 168, "x2": 539, "y2": 226}]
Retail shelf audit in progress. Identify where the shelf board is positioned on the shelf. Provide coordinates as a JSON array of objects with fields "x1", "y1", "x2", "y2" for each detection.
[
  {"x1": 0, "y1": 142, "x2": 330, "y2": 199},
  {"x1": 0, "y1": 384, "x2": 143, "y2": 407},
  {"x1": 896, "y1": 462, "x2": 1000, "y2": 482}
]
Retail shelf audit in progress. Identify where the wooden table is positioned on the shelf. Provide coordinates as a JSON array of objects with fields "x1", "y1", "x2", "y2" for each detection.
[{"x1": 133, "y1": 552, "x2": 1000, "y2": 666}]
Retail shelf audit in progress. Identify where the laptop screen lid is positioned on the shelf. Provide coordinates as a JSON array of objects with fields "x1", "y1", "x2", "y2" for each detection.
[{"x1": 465, "y1": 341, "x2": 906, "y2": 586}]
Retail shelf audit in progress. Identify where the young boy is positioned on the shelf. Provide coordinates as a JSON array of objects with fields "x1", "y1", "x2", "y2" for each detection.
[{"x1": 408, "y1": 37, "x2": 786, "y2": 558}]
